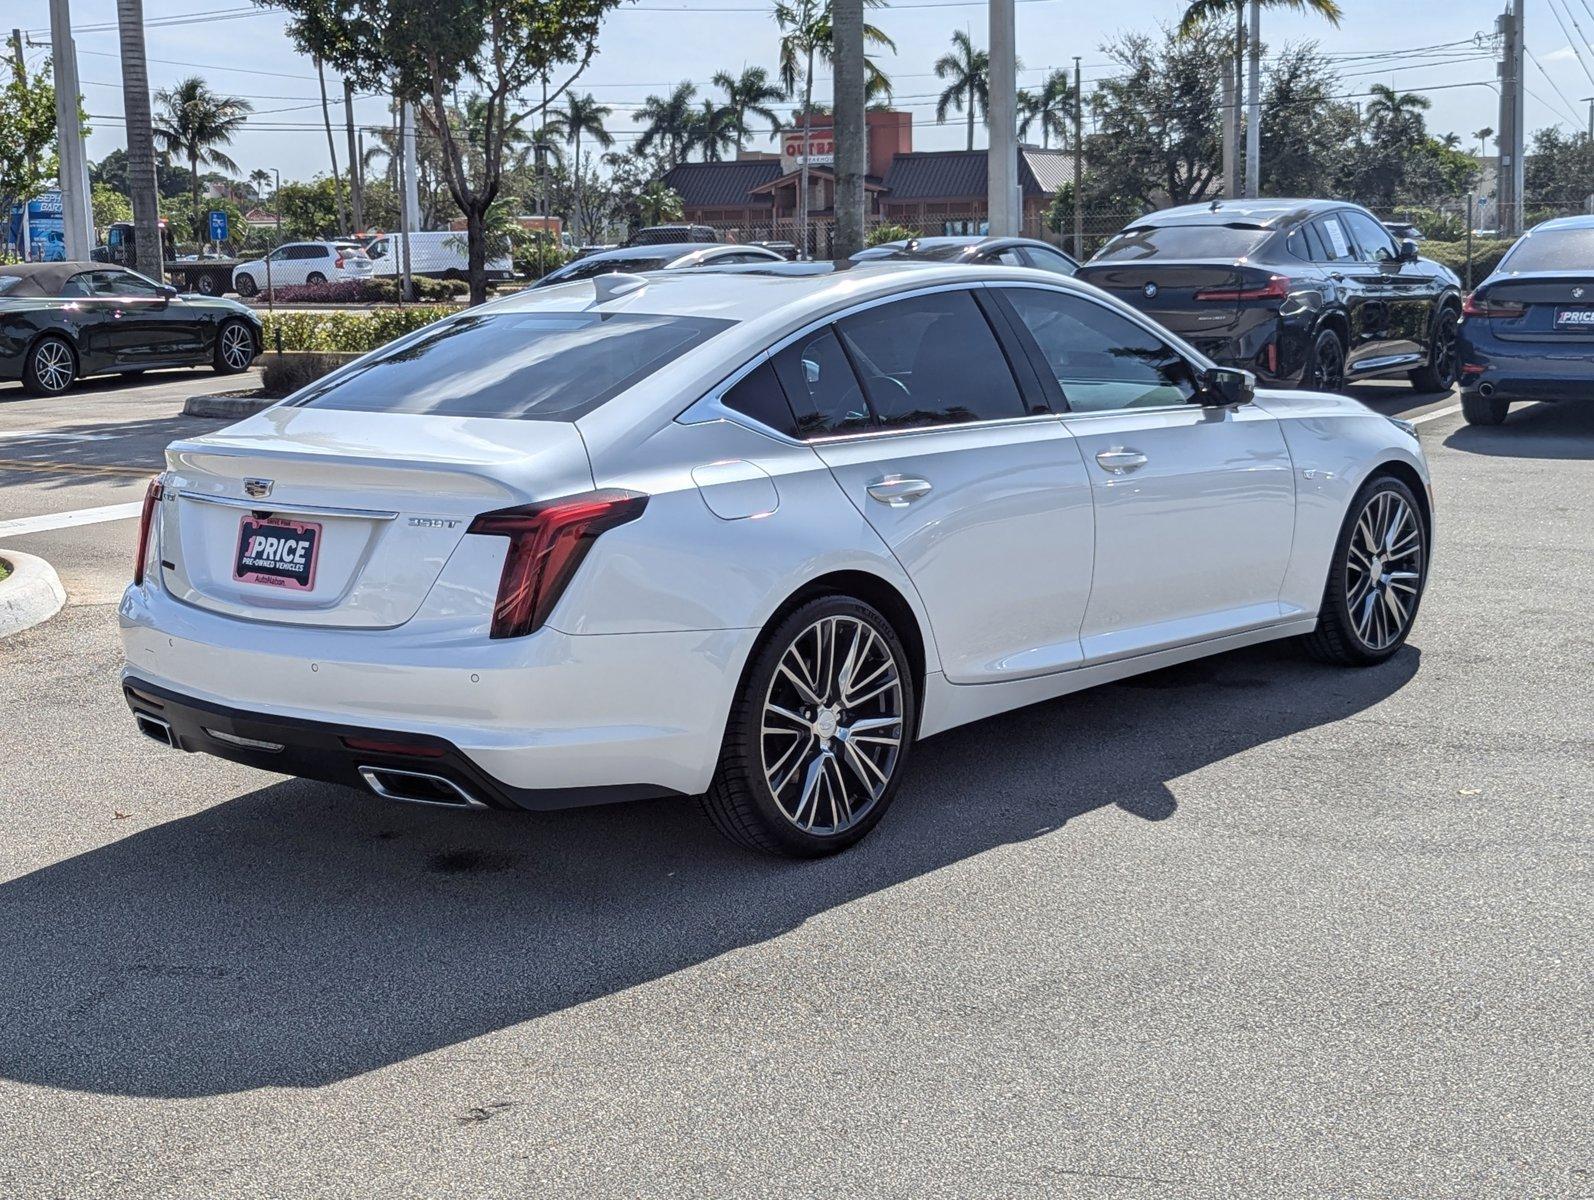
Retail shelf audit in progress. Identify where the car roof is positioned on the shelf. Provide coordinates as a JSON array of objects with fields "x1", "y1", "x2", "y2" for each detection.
[
  {"x1": 0, "y1": 261, "x2": 113, "y2": 296},
  {"x1": 1130, "y1": 198, "x2": 1354, "y2": 229},
  {"x1": 573, "y1": 241, "x2": 732, "y2": 263},
  {"x1": 1531, "y1": 214, "x2": 1594, "y2": 231}
]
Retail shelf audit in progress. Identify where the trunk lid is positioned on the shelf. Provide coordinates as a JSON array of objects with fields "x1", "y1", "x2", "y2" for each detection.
[
  {"x1": 1476, "y1": 273, "x2": 1594, "y2": 341},
  {"x1": 158, "y1": 406, "x2": 594, "y2": 628},
  {"x1": 1074, "y1": 260, "x2": 1265, "y2": 334}
]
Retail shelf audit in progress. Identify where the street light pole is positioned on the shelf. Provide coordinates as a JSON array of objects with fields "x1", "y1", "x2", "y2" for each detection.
[
  {"x1": 1244, "y1": 0, "x2": 1261, "y2": 197},
  {"x1": 48, "y1": 0, "x2": 93, "y2": 260},
  {"x1": 987, "y1": 0, "x2": 1019, "y2": 236}
]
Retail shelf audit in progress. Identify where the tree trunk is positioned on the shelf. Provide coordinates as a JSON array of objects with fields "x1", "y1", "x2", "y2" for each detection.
[
  {"x1": 344, "y1": 79, "x2": 364, "y2": 232},
  {"x1": 831, "y1": 0, "x2": 866, "y2": 258},
  {"x1": 466, "y1": 201, "x2": 488, "y2": 307},
  {"x1": 316, "y1": 57, "x2": 346, "y2": 234},
  {"x1": 967, "y1": 82, "x2": 975, "y2": 151},
  {"x1": 117, "y1": 0, "x2": 164, "y2": 281},
  {"x1": 573, "y1": 131, "x2": 583, "y2": 244},
  {"x1": 799, "y1": 49, "x2": 813, "y2": 260}
]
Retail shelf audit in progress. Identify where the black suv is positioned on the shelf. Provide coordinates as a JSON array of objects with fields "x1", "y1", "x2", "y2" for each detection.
[{"x1": 1076, "y1": 199, "x2": 1463, "y2": 392}]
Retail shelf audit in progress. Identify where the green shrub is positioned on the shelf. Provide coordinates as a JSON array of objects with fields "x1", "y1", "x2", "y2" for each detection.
[
  {"x1": 1389, "y1": 206, "x2": 1467, "y2": 242},
  {"x1": 261, "y1": 352, "x2": 358, "y2": 397},
  {"x1": 1419, "y1": 239, "x2": 1514, "y2": 282},
  {"x1": 259, "y1": 306, "x2": 454, "y2": 354},
  {"x1": 867, "y1": 222, "x2": 921, "y2": 247}
]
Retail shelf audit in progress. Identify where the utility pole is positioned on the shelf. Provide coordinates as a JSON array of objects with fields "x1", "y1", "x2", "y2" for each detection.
[
  {"x1": 344, "y1": 79, "x2": 364, "y2": 233},
  {"x1": 1497, "y1": 0, "x2": 1525, "y2": 235},
  {"x1": 1072, "y1": 56, "x2": 1083, "y2": 257},
  {"x1": 1582, "y1": 96, "x2": 1593, "y2": 139},
  {"x1": 831, "y1": 0, "x2": 865, "y2": 257},
  {"x1": 399, "y1": 98, "x2": 418, "y2": 300},
  {"x1": 987, "y1": 0, "x2": 1019, "y2": 236},
  {"x1": 1221, "y1": 57, "x2": 1236, "y2": 196},
  {"x1": 1245, "y1": 0, "x2": 1261, "y2": 197},
  {"x1": 11, "y1": 29, "x2": 32, "y2": 259},
  {"x1": 116, "y1": 0, "x2": 164, "y2": 281},
  {"x1": 48, "y1": 0, "x2": 93, "y2": 260},
  {"x1": 1232, "y1": 3, "x2": 1245, "y2": 194}
]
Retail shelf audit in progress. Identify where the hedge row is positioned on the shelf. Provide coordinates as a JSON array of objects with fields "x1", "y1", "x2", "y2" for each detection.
[
  {"x1": 1419, "y1": 239, "x2": 1514, "y2": 282},
  {"x1": 260, "y1": 276, "x2": 467, "y2": 304},
  {"x1": 259, "y1": 306, "x2": 455, "y2": 354}
]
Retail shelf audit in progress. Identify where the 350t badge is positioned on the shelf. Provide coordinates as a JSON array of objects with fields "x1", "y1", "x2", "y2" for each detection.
[{"x1": 234, "y1": 516, "x2": 321, "y2": 590}]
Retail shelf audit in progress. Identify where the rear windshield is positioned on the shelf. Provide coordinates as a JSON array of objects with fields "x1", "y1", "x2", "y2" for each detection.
[
  {"x1": 549, "y1": 256, "x2": 672, "y2": 283},
  {"x1": 1500, "y1": 228, "x2": 1594, "y2": 273},
  {"x1": 291, "y1": 311, "x2": 733, "y2": 420},
  {"x1": 1094, "y1": 225, "x2": 1275, "y2": 262}
]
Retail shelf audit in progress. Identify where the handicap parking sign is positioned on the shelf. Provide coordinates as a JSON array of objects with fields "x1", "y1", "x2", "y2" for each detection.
[{"x1": 208, "y1": 210, "x2": 229, "y2": 241}]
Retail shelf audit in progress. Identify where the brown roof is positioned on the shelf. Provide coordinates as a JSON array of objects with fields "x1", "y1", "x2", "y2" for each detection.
[
  {"x1": 663, "y1": 159, "x2": 784, "y2": 209},
  {"x1": 881, "y1": 148, "x2": 1077, "y2": 203}
]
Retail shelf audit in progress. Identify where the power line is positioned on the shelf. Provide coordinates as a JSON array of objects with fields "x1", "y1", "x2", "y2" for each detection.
[
  {"x1": 1525, "y1": 45, "x2": 1584, "y2": 123},
  {"x1": 1545, "y1": 0, "x2": 1594, "y2": 87}
]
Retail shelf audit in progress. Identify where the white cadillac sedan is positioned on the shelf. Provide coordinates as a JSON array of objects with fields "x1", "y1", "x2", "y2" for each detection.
[{"x1": 121, "y1": 263, "x2": 1432, "y2": 857}]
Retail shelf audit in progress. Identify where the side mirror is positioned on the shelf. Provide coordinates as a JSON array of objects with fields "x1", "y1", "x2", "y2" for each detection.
[
  {"x1": 158, "y1": 284, "x2": 178, "y2": 299},
  {"x1": 1199, "y1": 365, "x2": 1255, "y2": 407},
  {"x1": 1398, "y1": 239, "x2": 1420, "y2": 263}
]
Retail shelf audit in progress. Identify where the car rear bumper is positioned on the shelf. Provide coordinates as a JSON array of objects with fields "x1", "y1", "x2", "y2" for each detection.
[
  {"x1": 119, "y1": 582, "x2": 753, "y2": 804},
  {"x1": 1457, "y1": 327, "x2": 1594, "y2": 401}
]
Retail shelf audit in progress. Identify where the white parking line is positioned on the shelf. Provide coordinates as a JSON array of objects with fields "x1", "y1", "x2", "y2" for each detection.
[
  {"x1": 0, "y1": 502, "x2": 145, "y2": 539},
  {"x1": 1410, "y1": 403, "x2": 1463, "y2": 426}
]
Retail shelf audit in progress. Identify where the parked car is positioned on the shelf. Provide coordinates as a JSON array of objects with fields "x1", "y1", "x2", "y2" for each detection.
[
  {"x1": 532, "y1": 241, "x2": 785, "y2": 288},
  {"x1": 121, "y1": 263, "x2": 1431, "y2": 857},
  {"x1": 1455, "y1": 214, "x2": 1594, "y2": 425},
  {"x1": 232, "y1": 241, "x2": 373, "y2": 298},
  {"x1": 751, "y1": 240, "x2": 800, "y2": 260},
  {"x1": 625, "y1": 224, "x2": 719, "y2": 247},
  {"x1": 853, "y1": 235, "x2": 1079, "y2": 275},
  {"x1": 1077, "y1": 200, "x2": 1463, "y2": 393},
  {"x1": 361, "y1": 230, "x2": 514, "y2": 282},
  {"x1": 0, "y1": 262, "x2": 261, "y2": 396}
]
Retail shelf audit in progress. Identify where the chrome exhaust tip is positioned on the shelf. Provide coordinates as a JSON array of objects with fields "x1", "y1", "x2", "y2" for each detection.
[
  {"x1": 134, "y1": 713, "x2": 177, "y2": 748},
  {"x1": 357, "y1": 766, "x2": 488, "y2": 810},
  {"x1": 1478, "y1": 382, "x2": 1495, "y2": 398}
]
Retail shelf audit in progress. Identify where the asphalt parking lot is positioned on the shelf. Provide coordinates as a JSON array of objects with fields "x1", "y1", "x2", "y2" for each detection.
[{"x1": 0, "y1": 368, "x2": 1589, "y2": 1199}]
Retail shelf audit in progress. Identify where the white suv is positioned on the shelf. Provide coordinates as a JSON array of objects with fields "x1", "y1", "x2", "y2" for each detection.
[{"x1": 232, "y1": 241, "x2": 373, "y2": 297}]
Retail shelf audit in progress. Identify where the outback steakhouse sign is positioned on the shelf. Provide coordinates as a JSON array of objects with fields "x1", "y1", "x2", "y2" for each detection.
[{"x1": 781, "y1": 128, "x2": 835, "y2": 165}]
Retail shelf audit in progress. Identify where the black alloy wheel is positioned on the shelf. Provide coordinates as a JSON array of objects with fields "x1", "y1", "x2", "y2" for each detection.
[
  {"x1": 1410, "y1": 307, "x2": 1460, "y2": 392},
  {"x1": 1306, "y1": 328, "x2": 1346, "y2": 393}
]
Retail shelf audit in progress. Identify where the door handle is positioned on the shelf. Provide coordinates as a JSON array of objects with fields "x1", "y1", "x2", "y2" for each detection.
[
  {"x1": 866, "y1": 476, "x2": 933, "y2": 506},
  {"x1": 1095, "y1": 448, "x2": 1148, "y2": 474}
]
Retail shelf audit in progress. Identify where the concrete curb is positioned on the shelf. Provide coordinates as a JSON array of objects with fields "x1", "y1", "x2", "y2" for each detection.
[
  {"x1": 183, "y1": 392, "x2": 276, "y2": 420},
  {"x1": 0, "y1": 550, "x2": 67, "y2": 639}
]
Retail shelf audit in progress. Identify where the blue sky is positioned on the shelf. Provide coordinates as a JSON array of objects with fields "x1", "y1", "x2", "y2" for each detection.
[{"x1": 12, "y1": 0, "x2": 1592, "y2": 186}]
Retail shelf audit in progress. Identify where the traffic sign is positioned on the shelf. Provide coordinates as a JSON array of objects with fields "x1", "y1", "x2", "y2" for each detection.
[{"x1": 208, "y1": 210, "x2": 229, "y2": 241}]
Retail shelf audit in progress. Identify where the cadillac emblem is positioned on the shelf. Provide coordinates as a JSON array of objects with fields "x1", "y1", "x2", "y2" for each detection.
[{"x1": 243, "y1": 478, "x2": 274, "y2": 499}]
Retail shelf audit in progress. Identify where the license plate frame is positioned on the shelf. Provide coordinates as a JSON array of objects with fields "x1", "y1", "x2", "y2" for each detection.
[
  {"x1": 1552, "y1": 306, "x2": 1594, "y2": 331},
  {"x1": 233, "y1": 515, "x2": 322, "y2": 591}
]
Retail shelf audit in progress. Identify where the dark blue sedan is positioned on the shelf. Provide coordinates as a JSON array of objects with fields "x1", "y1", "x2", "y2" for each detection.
[{"x1": 1457, "y1": 215, "x2": 1594, "y2": 425}]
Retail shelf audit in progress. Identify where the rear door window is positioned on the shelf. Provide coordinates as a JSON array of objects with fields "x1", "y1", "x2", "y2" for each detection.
[
  {"x1": 1020, "y1": 246, "x2": 1078, "y2": 275},
  {"x1": 833, "y1": 290, "x2": 1027, "y2": 429},
  {"x1": 770, "y1": 327, "x2": 872, "y2": 437},
  {"x1": 1312, "y1": 216, "x2": 1357, "y2": 263},
  {"x1": 292, "y1": 311, "x2": 733, "y2": 420}
]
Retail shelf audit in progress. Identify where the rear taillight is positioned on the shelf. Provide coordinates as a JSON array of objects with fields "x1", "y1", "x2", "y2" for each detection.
[
  {"x1": 1462, "y1": 292, "x2": 1524, "y2": 319},
  {"x1": 1195, "y1": 275, "x2": 1291, "y2": 302},
  {"x1": 133, "y1": 476, "x2": 163, "y2": 585},
  {"x1": 468, "y1": 490, "x2": 648, "y2": 639}
]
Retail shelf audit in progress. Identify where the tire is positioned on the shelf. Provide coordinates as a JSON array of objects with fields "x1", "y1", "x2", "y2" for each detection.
[
  {"x1": 22, "y1": 335, "x2": 77, "y2": 396},
  {"x1": 1302, "y1": 327, "x2": 1346, "y2": 393},
  {"x1": 700, "y1": 595, "x2": 916, "y2": 857},
  {"x1": 194, "y1": 273, "x2": 220, "y2": 296},
  {"x1": 1302, "y1": 473, "x2": 1427, "y2": 667},
  {"x1": 1461, "y1": 391, "x2": 1509, "y2": 426},
  {"x1": 305, "y1": 271, "x2": 327, "y2": 286},
  {"x1": 213, "y1": 319, "x2": 256, "y2": 374},
  {"x1": 234, "y1": 273, "x2": 258, "y2": 298},
  {"x1": 1409, "y1": 306, "x2": 1460, "y2": 392}
]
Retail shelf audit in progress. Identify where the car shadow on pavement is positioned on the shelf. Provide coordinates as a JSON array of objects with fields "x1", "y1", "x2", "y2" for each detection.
[
  {"x1": 0, "y1": 641, "x2": 1418, "y2": 1099},
  {"x1": 1442, "y1": 399, "x2": 1594, "y2": 459}
]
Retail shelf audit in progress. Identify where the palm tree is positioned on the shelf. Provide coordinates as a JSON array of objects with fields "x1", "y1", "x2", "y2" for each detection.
[
  {"x1": 1439, "y1": 131, "x2": 1462, "y2": 151},
  {"x1": 636, "y1": 179, "x2": 684, "y2": 226},
  {"x1": 1178, "y1": 0, "x2": 1343, "y2": 194},
  {"x1": 1365, "y1": 83, "x2": 1431, "y2": 143},
  {"x1": 688, "y1": 100, "x2": 739, "y2": 163},
  {"x1": 152, "y1": 76, "x2": 253, "y2": 240},
  {"x1": 712, "y1": 66, "x2": 787, "y2": 152},
  {"x1": 1017, "y1": 69, "x2": 1076, "y2": 150},
  {"x1": 543, "y1": 93, "x2": 613, "y2": 241},
  {"x1": 934, "y1": 30, "x2": 989, "y2": 152},
  {"x1": 634, "y1": 82, "x2": 699, "y2": 168},
  {"x1": 1474, "y1": 126, "x2": 1494, "y2": 156},
  {"x1": 248, "y1": 168, "x2": 273, "y2": 203}
]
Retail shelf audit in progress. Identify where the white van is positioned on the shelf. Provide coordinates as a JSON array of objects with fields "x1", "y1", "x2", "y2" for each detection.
[{"x1": 362, "y1": 231, "x2": 514, "y2": 281}]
